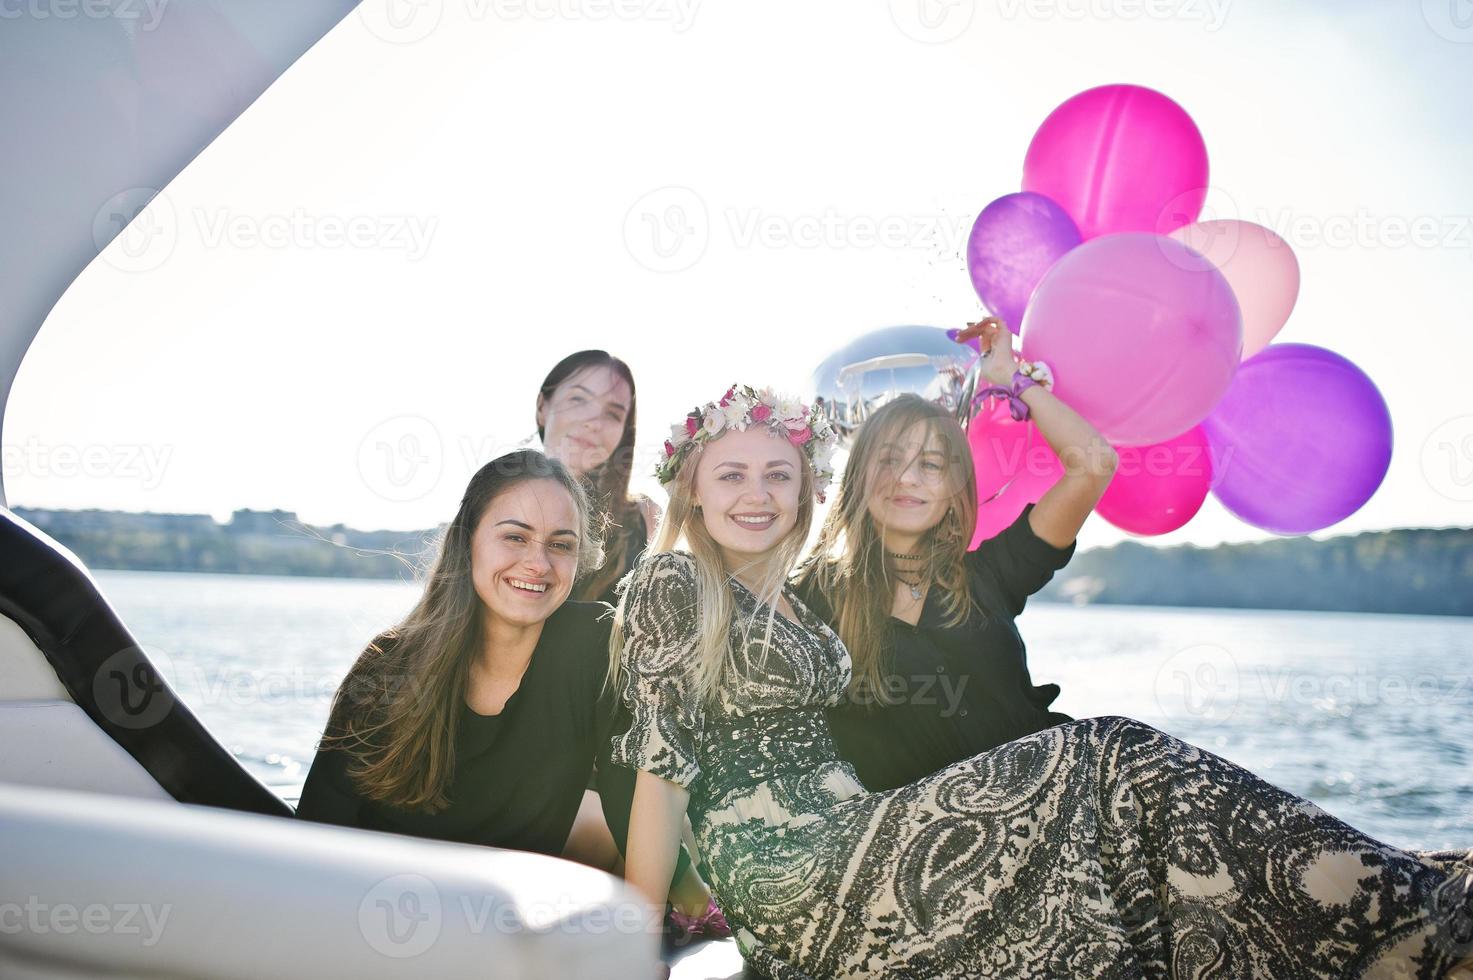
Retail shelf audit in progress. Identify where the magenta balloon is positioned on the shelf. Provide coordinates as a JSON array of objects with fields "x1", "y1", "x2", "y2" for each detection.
[
  {"x1": 1021, "y1": 232, "x2": 1242, "y2": 446},
  {"x1": 1202, "y1": 344, "x2": 1392, "y2": 535},
  {"x1": 966, "y1": 192, "x2": 1082, "y2": 332},
  {"x1": 968, "y1": 398, "x2": 1064, "y2": 545},
  {"x1": 1096, "y1": 426, "x2": 1212, "y2": 535},
  {"x1": 1171, "y1": 220, "x2": 1300, "y2": 359},
  {"x1": 1023, "y1": 84, "x2": 1209, "y2": 241}
]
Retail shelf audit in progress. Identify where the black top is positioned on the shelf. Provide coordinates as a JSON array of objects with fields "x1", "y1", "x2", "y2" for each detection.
[
  {"x1": 794, "y1": 502, "x2": 1078, "y2": 792},
  {"x1": 297, "y1": 600, "x2": 689, "y2": 879}
]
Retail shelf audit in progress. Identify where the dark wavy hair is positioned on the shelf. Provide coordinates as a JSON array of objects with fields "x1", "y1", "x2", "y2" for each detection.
[
  {"x1": 536, "y1": 349, "x2": 642, "y2": 603},
  {"x1": 320, "y1": 450, "x2": 600, "y2": 812}
]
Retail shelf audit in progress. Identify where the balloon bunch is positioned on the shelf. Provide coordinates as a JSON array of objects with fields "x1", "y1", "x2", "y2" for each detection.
[{"x1": 962, "y1": 83, "x2": 1391, "y2": 541}]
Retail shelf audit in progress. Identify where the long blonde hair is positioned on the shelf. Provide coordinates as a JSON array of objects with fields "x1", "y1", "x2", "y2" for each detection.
[
  {"x1": 796, "y1": 395, "x2": 978, "y2": 706},
  {"x1": 608, "y1": 428, "x2": 818, "y2": 705}
]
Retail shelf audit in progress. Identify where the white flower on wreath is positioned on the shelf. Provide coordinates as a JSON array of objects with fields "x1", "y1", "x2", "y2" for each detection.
[
  {"x1": 669, "y1": 422, "x2": 692, "y2": 448},
  {"x1": 702, "y1": 406, "x2": 727, "y2": 437}
]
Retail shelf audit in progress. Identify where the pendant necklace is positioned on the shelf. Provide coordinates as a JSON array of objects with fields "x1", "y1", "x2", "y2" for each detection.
[{"x1": 888, "y1": 551, "x2": 926, "y2": 601}]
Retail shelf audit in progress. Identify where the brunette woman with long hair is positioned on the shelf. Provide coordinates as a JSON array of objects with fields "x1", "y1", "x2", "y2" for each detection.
[
  {"x1": 296, "y1": 449, "x2": 706, "y2": 906},
  {"x1": 793, "y1": 382, "x2": 1078, "y2": 791},
  {"x1": 535, "y1": 349, "x2": 660, "y2": 606}
]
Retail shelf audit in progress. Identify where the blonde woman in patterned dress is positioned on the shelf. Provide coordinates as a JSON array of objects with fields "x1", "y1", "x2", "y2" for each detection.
[{"x1": 608, "y1": 382, "x2": 1473, "y2": 979}]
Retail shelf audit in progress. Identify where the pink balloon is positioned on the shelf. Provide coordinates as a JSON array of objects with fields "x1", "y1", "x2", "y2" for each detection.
[
  {"x1": 1171, "y1": 220, "x2": 1300, "y2": 360},
  {"x1": 1021, "y1": 232, "x2": 1242, "y2": 446},
  {"x1": 1023, "y1": 84, "x2": 1209, "y2": 241},
  {"x1": 968, "y1": 398, "x2": 1064, "y2": 545},
  {"x1": 1096, "y1": 426, "x2": 1213, "y2": 536}
]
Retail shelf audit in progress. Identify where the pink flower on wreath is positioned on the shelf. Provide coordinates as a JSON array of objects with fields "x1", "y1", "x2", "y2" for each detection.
[
  {"x1": 750, "y1": 403, "x2": 772, "y2": 423},
  {"x1": 719, "y1": 386, "x2": 736, "y2": 407},
  {"x1": 685, "y1": 415, "x2": 700, "y2": 437},
  {"x1": 664, "y1": 440, "x2": 676, "y2": 456},
  {"x1": 787, "y1": 426, "x2": 813, "y2": 447}
]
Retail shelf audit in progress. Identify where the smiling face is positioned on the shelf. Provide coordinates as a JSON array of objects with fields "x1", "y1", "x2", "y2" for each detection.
[
  {"x1": 470, "y1": 478, "x2": 581, "y2": 629},
  {"x1": 693, "y1": 425, "x2": 804, "y2": 571},
  {"x1": 536, "y1": 364, "x2": 632, "y2": 479},
  {"x1": 865, "y1": 420, "x2": 954, "y2": 542}
]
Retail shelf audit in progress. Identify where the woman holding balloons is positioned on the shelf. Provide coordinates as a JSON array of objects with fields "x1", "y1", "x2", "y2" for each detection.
[{"x1": 795, "y1": 317, "x2": 1115, "y2": 791}]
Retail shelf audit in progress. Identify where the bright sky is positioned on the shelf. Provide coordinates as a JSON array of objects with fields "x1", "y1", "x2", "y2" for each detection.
[{"x1": 7, "y1": 0, "x2": 1473, "y2": 553}]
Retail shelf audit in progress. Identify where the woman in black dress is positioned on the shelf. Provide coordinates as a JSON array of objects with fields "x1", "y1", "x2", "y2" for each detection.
[
  {"x1": 534, "y1": 349, "x2": 660, "y2": 607},
  {"x1": 296, "y1": 450, "x2": 699, "y2": 903},
  {"x1": 531, "y1": 351, "x2": 726, "y2": 935},
  {"x1": 793, "y1": 320, "x2": 1103, "y2": 790}
]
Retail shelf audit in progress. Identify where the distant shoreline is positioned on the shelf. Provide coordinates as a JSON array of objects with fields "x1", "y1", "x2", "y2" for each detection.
[{"x1": 16, "y1": 505, "x2": 1473, "y2": 618}]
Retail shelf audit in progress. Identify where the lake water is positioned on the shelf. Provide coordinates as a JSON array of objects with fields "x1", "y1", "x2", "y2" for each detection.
[{"x1": 93, "y1": 569, "x2": 1473, "y2": 852}]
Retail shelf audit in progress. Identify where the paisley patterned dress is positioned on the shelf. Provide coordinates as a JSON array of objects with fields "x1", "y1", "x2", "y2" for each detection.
[{"x1": 609, "y1": 551, "x2": 1473, "y2": 979}]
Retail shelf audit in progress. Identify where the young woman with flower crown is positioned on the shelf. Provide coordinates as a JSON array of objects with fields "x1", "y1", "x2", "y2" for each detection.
[
  {"x1": 608, "y1": 383, "x2": 1473, "y2": 978},
  {"x1": 793, "y1": 318, "x2": 1098, "y2": 792}
]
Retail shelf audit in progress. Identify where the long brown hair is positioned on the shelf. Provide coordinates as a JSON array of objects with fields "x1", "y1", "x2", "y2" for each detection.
[
  {"x1": 536, "y1": 349, "x2": 642, "y2": 603},
  {"x1": 797, "y1": 395, "x2": 979, "y2": 707},
  {"x1": 321, "y1": 449, "x2": 601, "y2": 812}
]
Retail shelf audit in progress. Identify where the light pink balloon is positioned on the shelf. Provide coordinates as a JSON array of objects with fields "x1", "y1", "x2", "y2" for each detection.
[
  {"x1": 1171, "y1": 220, "x2": 1300, "y2": 360},
  {"x1": 1096, "y1": 426, "x2": 1213, "y2": 536},
  {"x1": 1021, "y1": 232, "x2": 1242, "y2": 446},
  {"x1": 1023, "y1": 84, "x2": 1209, "y2": 241},
  {"x1": 968, "y1": 398, "x2": 1064, "y2": 546}
]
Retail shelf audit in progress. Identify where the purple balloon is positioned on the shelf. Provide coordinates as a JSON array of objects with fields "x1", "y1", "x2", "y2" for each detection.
[
  {"x1": 1203, "y1": 344, "x2": 1392, "y2": 535},
  {"x1": 966, "y1": 192, "x2": 1082, "y2": 332}
]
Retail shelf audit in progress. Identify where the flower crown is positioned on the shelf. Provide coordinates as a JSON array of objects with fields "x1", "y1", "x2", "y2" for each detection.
[{"x1": 658, "y1": 384, "x2": 839, "y2": 502}]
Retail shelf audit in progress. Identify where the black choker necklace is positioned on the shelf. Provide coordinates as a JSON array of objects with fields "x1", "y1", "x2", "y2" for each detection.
[{"x1": 886, "y1": 550, "x2": 923, "y2": 561}]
